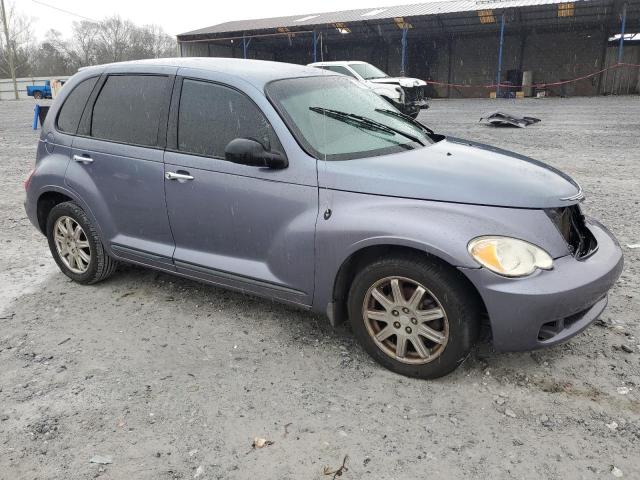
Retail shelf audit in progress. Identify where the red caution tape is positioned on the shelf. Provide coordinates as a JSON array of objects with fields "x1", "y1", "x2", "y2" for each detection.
[{"x1": 424, "y1": 62, "x2": 640, "y2": 89}]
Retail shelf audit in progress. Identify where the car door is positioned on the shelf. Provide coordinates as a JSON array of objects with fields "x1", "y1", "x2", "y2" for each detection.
[
  {"x1": 163, "y1": 73, "x2": 318, "y2": 306},
  {"x1": 65, "y1": 67, "x2": 177, "y2": 270}
]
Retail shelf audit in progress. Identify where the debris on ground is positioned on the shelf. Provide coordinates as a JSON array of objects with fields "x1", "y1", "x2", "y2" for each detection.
[
  {"x1": 89, "y1": 455, "x2": 113, "y2": 465},
  {"x1": 611, "y1": 466, "x2": 624, "y2": 477},
  {"x1": 606, "y1": 421, "x2": 618, "y2": 431},
  {"x1": 194, "y1": 465, "x2": 204, "y2": 478},
  {"x1": 479, "y1": 111, "x2": 541, "y2": 128},
  {"x1": 614, "y1": 344, "x2": 634, "y2": 353},
  {"x1": 251, "y1": 437, "x2": 274, "y2": 449},
  {"x1": 626, "y1": 244, "x2": 640, "y2": 249},
  {"x1": 323, "y1": 455, "x2": 349, "y2": 479},
  {"x1": 504, "y1": 408, "x2": 517, "y2": 418}
]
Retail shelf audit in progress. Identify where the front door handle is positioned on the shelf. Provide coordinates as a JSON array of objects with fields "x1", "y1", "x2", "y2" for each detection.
[
  {"x1": 165, "y1": 171, "x2": 194, "y2": 181},
  {"x1": 73, "y1": 154, "x2": 93, "y2": 164}
]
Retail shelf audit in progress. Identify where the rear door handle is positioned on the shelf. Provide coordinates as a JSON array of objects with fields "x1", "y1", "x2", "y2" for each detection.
[
  {"x1": 73, "y1": 154, "x2": 93, "y2": 164},
  {"x1": 165, "y1": 171, "x2": 194, "y2": 181}
]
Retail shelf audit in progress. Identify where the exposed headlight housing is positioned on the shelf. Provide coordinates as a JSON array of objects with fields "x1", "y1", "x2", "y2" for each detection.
[{"x1": 468, "y1": 236, "x2": 553, "y2": 277}]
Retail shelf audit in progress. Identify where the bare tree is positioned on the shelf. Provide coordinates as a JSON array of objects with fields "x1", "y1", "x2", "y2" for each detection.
[
  {"x1": 140, "y1": 24, "x2": 177, "y2": 58},
  {"x1": 0, "y1": 0, "x2": 32, "y2": 99},
  {"x1": 71, "y1": 20, "x2": 99, "y2": 67},
  {"x1": 1, "y1": 7, "x2": 178, "y2": 79},
  {"x1": 96, "y1": 16, "x2": 135, "y2": 63}
]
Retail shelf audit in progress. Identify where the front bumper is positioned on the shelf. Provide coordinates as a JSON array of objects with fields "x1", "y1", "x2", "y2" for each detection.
[{"x1": 461, "y1": 219, "x2": 623, "y2": 351}]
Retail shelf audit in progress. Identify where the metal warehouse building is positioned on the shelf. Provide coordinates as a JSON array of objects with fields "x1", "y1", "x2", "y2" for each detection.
[{"x1": 177, "y1": 0, "x2": 640, "y2": 97}]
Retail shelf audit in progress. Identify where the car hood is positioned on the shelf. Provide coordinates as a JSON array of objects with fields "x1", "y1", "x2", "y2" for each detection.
[
  {"x1": 321, "y1": 137, "x2": 583, "y2": 209},
  {"x1": 368, "y1": 77, "x2": 427, "y2": 88}
]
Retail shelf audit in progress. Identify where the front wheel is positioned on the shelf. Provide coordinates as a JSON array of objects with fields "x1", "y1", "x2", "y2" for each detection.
[
  {"x1": 348, "y1": 255, "x2": 480, "y2": 379},
  {"x1": 33, "y1": 91, "x2": 42, "y2": 99}
]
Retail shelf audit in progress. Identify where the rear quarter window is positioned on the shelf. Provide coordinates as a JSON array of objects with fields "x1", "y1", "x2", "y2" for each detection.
[
  {"x1": 90, "y1": 75, "x2": 168, "y2": 147},
  {"x1": 56, "y1": 76, "x2": 99, "y2": 134}
]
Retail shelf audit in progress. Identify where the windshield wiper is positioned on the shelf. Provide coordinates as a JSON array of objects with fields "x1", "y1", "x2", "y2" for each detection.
[
  {"x1": 309, "y1": 107, "x2": 425, "y2": 146},
  {"x1": 374, "y1": 108, "x2": 435, "y2": 135}
]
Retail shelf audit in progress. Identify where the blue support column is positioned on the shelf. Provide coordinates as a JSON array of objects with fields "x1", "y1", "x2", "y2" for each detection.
[
  {"x1": 618, "y1": 2, "x2": 627, "y2": 63},
  {"x1": 33, "y1": 105, "x2": 40, "y2": 130},
  {"x1": 243, "y1": 36, "x2": 252, "y2": 59},
  {"x1": 496, "y1": 13, "x2": 506, "y2": 97},
  {"x1": 313, "y1": 30, "x2": 318, "y2": 63},
  {"x1": 400, "y1": 27, "x2": 408, "y2": 76}
]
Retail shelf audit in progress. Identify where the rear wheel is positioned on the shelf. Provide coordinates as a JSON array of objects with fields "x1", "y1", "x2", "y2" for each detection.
[
  {"x1": 46, "y1": 201, "x2": 117, "y2": 284},
  {"x1": 348, "y1": 255, "x2": 479, "y2": 379}
]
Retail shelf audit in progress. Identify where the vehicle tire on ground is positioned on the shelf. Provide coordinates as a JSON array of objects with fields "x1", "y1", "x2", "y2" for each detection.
[
  {"x1": 347, "y1": 254, "x2": 480, "y2": 379},
  {"x1": 409, "y1": 110, "x2": 420, "y2": 119},
  {"x1": 46, "y1": 201, "x2": 117, "y2": 284},
  {"x1": 33, "y1": 91, "x2": 42, "y2": 99}
]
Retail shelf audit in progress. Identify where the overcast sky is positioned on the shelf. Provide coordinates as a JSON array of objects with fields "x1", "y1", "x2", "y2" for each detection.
[{"x1": 23, "y1": 0, "x2": 423, "y2": 40}]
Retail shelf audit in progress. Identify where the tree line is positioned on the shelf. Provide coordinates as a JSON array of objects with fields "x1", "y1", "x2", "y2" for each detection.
[{"x1": 1, "y1": 1, "x2": 177, "y2": 81}]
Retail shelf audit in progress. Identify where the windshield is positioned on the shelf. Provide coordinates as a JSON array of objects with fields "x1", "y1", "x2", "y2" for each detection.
[
  {"x1": 348, "y1": 63, "x2": 388, "y2": 80},
  {"x1": 266, "y1": 76, "x2": 433, "y2": 160}
]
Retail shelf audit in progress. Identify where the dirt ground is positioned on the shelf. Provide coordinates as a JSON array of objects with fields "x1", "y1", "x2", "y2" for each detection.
[{"x1": 1, "y1": 96, "x2": 639, "y2": 480}]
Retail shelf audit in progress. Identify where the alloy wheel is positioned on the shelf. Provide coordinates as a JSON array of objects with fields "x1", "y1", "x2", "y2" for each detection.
[
  {"x1": 53, "y1": 216, "x2": 91, "y2": 274},
  {"x1": 362, "y1": 276, "x2": 449, "y2": 364}
]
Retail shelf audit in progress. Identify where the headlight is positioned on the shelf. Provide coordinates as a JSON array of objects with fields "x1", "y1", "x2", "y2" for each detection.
[{"x1": 468, "y1": 236, "x2": 553, "y2": 277}]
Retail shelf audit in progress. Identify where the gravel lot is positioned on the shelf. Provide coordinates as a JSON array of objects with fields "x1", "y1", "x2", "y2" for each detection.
[{"x1": 1, "y1": 96, "x2": 639, "y2": 480}]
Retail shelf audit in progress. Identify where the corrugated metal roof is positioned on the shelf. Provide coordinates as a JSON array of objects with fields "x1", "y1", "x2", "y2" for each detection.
[{"x1": 178, "y1": 0, "x2": 601, "y2": 37}]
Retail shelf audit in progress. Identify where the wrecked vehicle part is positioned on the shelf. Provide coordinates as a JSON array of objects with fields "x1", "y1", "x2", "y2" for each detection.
[
  {"x1": 480, "y1": 111, "x2": 542, "y2": 128},
  {"x1": 308, "y1": 60, "x2": 428, "y2": 118}
]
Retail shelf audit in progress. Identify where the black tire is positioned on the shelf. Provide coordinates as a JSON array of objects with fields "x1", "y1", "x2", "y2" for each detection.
[
  {"x1": 347, "y1": 254, "x2": 480, "y2": 379},
  {"x1": 46, "y1": 201, "x2": 117, "y2": 284},
  {"x1": 33, "y1": 91, "x2": 42, "y2": 99},
  {"x1": 409, "y1": 110, "x2": 420, "y2": 120}
]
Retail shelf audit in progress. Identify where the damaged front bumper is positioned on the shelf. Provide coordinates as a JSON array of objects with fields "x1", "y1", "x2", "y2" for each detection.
[{"x1": 461, "y1": 219, "x2": 623, "y2": 352}]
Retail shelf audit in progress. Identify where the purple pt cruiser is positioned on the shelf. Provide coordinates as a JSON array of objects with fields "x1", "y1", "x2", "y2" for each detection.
[{"x1": 24, "y1": 58, "x2": 623, "y2": 378}]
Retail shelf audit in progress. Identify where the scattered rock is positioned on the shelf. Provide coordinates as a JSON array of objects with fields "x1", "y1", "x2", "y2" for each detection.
[
  {"x1": 606, "y1": 421, "x2": 618, "y2": 431},
  {"x1": 90, "y1": 455, "x2": 113, "y2": 465},
  {"x1": 0, "y1": 414, "x2": 9, "y2": 421},
  {"x1": 504, "y1": 408, "x2": 517, "y2": 418},
  {"x1": 194, "y1": 465, "x2": 204, "y2": 478},
  {"x1": 611, "y1": 466, "x2": 623, "y2": 477},
  {"x1": 620, "y1": 345, "x2": 633, "y2": 354},
  {"x1": 617, "y1": 386, "x2": 631, "y2": 395}
]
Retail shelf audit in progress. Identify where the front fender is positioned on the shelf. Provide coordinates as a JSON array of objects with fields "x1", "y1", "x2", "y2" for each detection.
[{"x1": 311, "y1": 189, "x2": 570, "y2": 314}]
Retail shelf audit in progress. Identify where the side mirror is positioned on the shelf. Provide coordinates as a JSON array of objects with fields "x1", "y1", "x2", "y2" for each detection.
[{"x1": 224, "y1": 138, "x2": 288, "y2": 169}]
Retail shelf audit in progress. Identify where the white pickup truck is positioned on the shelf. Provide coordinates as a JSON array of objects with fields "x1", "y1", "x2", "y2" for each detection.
[{"x1": 308, "y1": 60, "x2": 428, "y2": 118}]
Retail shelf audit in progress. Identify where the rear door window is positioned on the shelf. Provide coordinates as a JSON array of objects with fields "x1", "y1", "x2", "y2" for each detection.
[
  {"x1": 90, "y1": 75, "x2": 168, "y2": 147},
  {"x1": 177, "y1": 79, "x2": 282, "y2": 158},
  {"x1": 56, "y1": 76, "x2": 99, "y2": 134}
]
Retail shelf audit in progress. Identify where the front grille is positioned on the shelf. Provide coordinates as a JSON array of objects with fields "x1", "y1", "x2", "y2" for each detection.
[
  {"x1": 403, "y1": 86, "x2": 425, "y2": 103},
  {"x1": 546, "y1": 205, "x2": 597, "y2": 259}
]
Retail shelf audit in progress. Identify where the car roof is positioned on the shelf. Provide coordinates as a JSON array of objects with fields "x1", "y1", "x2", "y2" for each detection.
[
  {"x1": 309, "y1": 61, "x2": 368, "y2": 66},
  {"x1": 81, "y1": 57, "x2": 336, "y2": 89}
]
